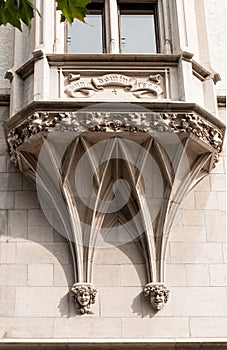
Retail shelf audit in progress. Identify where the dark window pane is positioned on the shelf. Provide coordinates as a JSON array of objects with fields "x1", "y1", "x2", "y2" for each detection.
[
  {"x1": 120, "y1": 12, "x2": 157, "y2": 54},
  {"x1": 68, "y1": 14, "x2": 102, "y2": 53}
]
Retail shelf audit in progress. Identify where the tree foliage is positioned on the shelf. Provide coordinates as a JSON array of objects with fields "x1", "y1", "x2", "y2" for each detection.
[{"x1": 0, "y1": 0, "x2": 90, "y2": 31}]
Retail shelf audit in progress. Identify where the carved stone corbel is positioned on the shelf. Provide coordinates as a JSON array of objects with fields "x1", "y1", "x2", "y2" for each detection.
[
  {"x1": 71, "y1": 283, "x2": 97, "y2": 314},
  {"x1": 4, "y1": 108, "x2": 225, "y2": 314},
  {"x1": 143, "y1": 283, "x2": 170, "y2": 311}
]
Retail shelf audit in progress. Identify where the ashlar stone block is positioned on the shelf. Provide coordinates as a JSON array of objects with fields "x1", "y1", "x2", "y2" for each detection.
[
  {"x1": 100, "y1": 286, "x2": 142, "y2": 317},
  {"x1": 122, "y1": 317, "x2": 189, "y2": 338},
  {"x1": 0, "y1": 318, "x2": 54, "y2": 338},
  {"x1": 209, "y1": 264, "x2": 227, "y2": 286},
  {"x1": 28, "y1": 209, "x2": 51, "y2": 226},
  {"x1": 186, "y1": 264, "x2": 209, "y2": 286},
  {"x1": 15, "y1": 286, "x2": 69, "y2": 317},
  {"x1": 0, "y1": 287, "x2": 15, "y2": 316},
  {"x1": 182, "y1": 210, "x2": 205, "y2": 226},
  {"x1": 0, "y1": 210, "x2": 7, "y2": 236},
  {"x1": 15, "y1": 191, "x2": 39, "y2": 209},
  {"x1": 217, "y1": 192, "x2": 226, "y2": 212},
  {"x1": 53, "y1": 264, "x2": 74, "y2": 287},
  {"x1": 28, "y1": 264, "x2": 54, "y2": 286},
  {"x1": 0, "y1": 155, "x2": 6, "y2": 172},
  {"x1": 28, "y1": 225, "x2": 53, "y2": 242},
  {"x1": 166, "y1": 264, "x2": 187, "y2": 286},
  {"x1": 54, "y1": 317, "x2": 121, "y2": 338},
  {"x1": 171, "y1": 287, "x2": 227, "y2": 316},
  {"x1": 16, "y1": 242, "x2": 56, "y2": 264},
  {"x1": 195, "y1": 192, "x2": 218, "y2": 210},
  {"x1": 0, "y1": 191, "x2": 14, "y2": 209},
  {"x1": 0, "y1": 242, "x2": 16, "y2": 263},
  {"x1": 0, "y1": 173, "x2": 22, "y2": 191},
  {"x1": 190, "y1": 317, "x2": 227, "y2": 337},
  {"x1": 8, "y1": 210, "x2": 28, "y2": 239},
  {"x1": 120, "y1": 264, "x2": 146, "y2": 287},
  {"x1": 183, "y1": 226, "x2": 206, "y2": 242},
  {"x1": 210, "y1": 174, "x2": 226, "y2": 191},
  {"x1": 0, "y1": 264, "x2": 27, "y2": 286},
  {"x1": 170, "y1": 242, "x2": 224, "y2": 263},
  {"x1": 93, "y1": 264, "x2": 121, "y2": 286},
  {"x1": 205, "y1": 210, "x2": 226, "y2": 242}
]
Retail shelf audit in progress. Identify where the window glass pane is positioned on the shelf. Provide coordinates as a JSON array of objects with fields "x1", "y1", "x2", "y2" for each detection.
[
  {"x1": 120, "y1": 14, "x2": 157, "y2": 54},
  {"x1": 68, "y1": 14, "x2": 102, "y2": 53}
]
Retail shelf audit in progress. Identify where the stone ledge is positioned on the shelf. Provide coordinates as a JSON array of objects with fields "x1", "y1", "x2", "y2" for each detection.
[{"x1": 0, "y1": 340, "x2": 227, "y2": 350}]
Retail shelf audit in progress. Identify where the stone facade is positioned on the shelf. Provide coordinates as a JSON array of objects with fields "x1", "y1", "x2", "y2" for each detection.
[{"x1": 0, "y1": 0, "x2": 226, "y2": 346}]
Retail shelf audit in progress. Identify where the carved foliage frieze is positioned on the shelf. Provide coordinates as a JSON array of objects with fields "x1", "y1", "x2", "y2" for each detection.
[
  {"x1": 7, "y1": 111, "x2": 223, "y2": 166},
  {"x1": 64, "y1": 73, "x2": 164, "y2": 99}
]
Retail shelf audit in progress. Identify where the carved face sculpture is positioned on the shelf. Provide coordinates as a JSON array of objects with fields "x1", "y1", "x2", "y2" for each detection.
[
  {"x1": 76, "y1": 289, "x2": 91, "y2": 307},
  {"x1": 149, "y1": 288, "x2": 166, "y2": 310},
  {"x1": 143, "y1": 284, "x2": 169, "y2": 311},
  {"x1": 71, "y1": 284, "x2": 97, "y2": 314}
]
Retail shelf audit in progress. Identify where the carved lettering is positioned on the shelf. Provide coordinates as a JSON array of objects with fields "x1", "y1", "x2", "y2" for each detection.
[{"x1": 92, "y1": 74, "x2": 137, "y2": 90}]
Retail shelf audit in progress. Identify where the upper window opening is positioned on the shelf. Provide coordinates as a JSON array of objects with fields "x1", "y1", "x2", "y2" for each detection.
[
  {"x1": 119, "y1": 4, "x2": 157, "y2": 54},
  {"x1": 68, "y1": 3, "x2": 104, "y2": 54},
  {"x1": 67, "y1": 1, "x2": 158, "y2": 54}
]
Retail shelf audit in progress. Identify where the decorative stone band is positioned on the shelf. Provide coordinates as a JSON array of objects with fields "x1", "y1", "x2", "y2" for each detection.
[
  {"x1": 64, "y1": 73, "x2": 163, "y2": 98},
  {"x1": 143, "y1": 283, "x2": 170, "y2": 311},
  {"x1": 6, "y1": 111, "x2": 223, "y2": 166},
  {"x1": 70, "y1": 283, "x2": 97, "y2": 314}
]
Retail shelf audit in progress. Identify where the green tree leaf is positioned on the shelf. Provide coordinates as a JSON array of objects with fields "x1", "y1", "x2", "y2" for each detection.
[
  {"x1": 0, "y1": 0, "x2": 90, "y2": 30},
  {"x1": 56, "y1": 0, "x2": 91, "y2": 24}
]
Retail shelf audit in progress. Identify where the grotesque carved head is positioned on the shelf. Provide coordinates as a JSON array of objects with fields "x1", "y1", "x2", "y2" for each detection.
[
  {"x1": 71, "y1": 283, "x2": 97, "y2": 314},
  {"x1": 143, "y1": 283, "x2": 169, "y2": 311}
]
